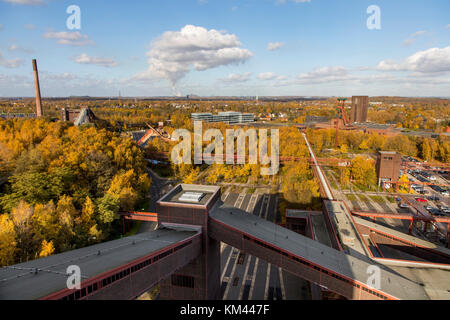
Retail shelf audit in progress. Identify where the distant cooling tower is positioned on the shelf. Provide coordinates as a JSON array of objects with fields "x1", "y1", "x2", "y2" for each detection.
[{"x1": 32, "y1": 59, "x2": 43, "y2": 118}]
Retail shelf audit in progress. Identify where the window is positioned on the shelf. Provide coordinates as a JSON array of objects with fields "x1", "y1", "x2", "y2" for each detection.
[{"x1": 171, "y1": 275, "x2": 195, "y2": 288}]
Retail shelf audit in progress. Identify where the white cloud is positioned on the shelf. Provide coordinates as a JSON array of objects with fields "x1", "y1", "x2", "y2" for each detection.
[
  {"x1": 377, "y1": 46, "x2": 450, "y2": 73},
  {"x1": 134, "y1": 25, "x2": 253, "y2": 92},
  {"x1": 403, "y1": 30, "x2": 428, "y2": 46},
  {"x1": 72, "y1": 53, "x2": 117, "y2": 67},
  {"x1": 267, "y1": 42, "x2": 284, "y2": 51},
  {"x1": 44, "y1": 31, "x2": 94, "y2": 46},
  {"x1": 40, "y1": 71, "x2": 77, "y2": 81},
  {"x1": 257, "y1": 72, "x2": 286, "y2": 81},
  {"x1": 446, "y1": 24, "x2": 450, "y2": 29},
  {"x1": 297, "y1": 66, "x2": 349, "y2": 83},
  {"x1": 403, "y1": 39, "x2": 414, "y2": 46},
  {"x1": 3, "y1": 0, "x2": 44, "y2": 5},
  {"x1": 0, "y1": 50, "x2": 24, "y2": 68},
  {"x1": 24, "y1": 24, "x2": 36, "y2": 30},
  {"x1": 7, "y1": 44, "x2": 33, "y2": 54},
  {"x1": 219, "y1": 72, "x2": 252, "y2": 83}
]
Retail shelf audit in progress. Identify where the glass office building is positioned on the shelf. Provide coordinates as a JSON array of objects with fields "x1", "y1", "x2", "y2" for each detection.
[{"x1": 191, "y1": 111, "x2": 254, "y2": 124}]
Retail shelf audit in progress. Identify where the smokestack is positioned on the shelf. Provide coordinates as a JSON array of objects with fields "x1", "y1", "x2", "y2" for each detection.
[{"x1": 32, "y1": 59, "x2": 43, "y2": 118}]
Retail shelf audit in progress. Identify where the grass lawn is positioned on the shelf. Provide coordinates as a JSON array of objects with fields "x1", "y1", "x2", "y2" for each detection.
[
  {"x1": 369, "y1": 195, "x2": 385, "y2": 203},
  {"x1": 386, "y1": 196, "x2": 396, "y2": 203}
]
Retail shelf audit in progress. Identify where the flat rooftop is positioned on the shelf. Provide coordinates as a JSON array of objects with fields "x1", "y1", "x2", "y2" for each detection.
[
  {"x1": 210, "y1": 200, "x2": 429, "y2": 300},
  {"x1": 0, "y1": 224, "x2": 201, "y2": 300},
  {"x1": 286, "y1": 210, "x2": 322, "y2": 219},
  {"x1": 324, "y1": 200, "x2": 372, "y2": 259},
  {"x1": 158, "y1": 184, "x2": 220, "y2": 207}
]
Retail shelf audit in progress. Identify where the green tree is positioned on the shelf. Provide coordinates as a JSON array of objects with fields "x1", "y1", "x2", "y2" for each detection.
[{"x1": 97, "y1": 193, "x2": 120, "y2": 224}]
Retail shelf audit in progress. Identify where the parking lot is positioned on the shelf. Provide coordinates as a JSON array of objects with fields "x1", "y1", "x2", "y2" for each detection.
[{"x1": 405, "y1": 169, "x2": 450, "y2": 217}]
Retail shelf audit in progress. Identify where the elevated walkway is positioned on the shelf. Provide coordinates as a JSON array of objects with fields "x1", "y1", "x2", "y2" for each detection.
[{"x1": 209, "y1": 200, "x2": 429, "y2": 300}]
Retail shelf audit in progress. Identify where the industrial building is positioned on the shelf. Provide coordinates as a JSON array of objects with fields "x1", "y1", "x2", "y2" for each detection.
[
  {"x1": 60, "y1": 107, "x2": 98, "y2": 126},
  {"x1": 376, "y1": 151, "x2": 402, "y2": 186},
  {"x1": 350, "y1": 96, "x2": 369, "y2": 123},
  {"x1": 2, "y1": 182, "x2": 450, "y2": 300},
  {"x1": 191, "y1": 112, "x2": 254, "y2": 124}
]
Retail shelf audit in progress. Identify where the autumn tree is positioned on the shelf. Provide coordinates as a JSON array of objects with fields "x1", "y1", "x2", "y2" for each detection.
[
  {"x1": 39, "y1": 240, "x2": 55, "y2": 258},
  {"x1": 351, "y1": 156, "x2": 377, "y2": 189},
  {"x1": 0, "y1": 214, "x2": 17, "y2": 266},
  {"x1": 281, "y1": 162, "x2": 319, "y2": 205}
]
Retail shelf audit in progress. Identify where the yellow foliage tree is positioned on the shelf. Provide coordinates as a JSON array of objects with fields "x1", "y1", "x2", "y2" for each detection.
[
  {"x1": 0, "y1": 214, "x2": 17, "y2": 267},
  {"x1": 359, "y1": 140, "x2": 369, "y2": 150},
  {"x1": 183, "y1": 167, "x2": 200, "y2": 184},
  {"x1": 39, "y1": 240, "x2": 55, "y2": 258},
  {"x1": 398, "y1": 174, "x2": 411, "y2": 193},
  {"x1": 351, "y1": 156, "x2": 377, "y2": 188},
  {"x1": 107, "y1": 170, "x2": 139, "y2": 211}
]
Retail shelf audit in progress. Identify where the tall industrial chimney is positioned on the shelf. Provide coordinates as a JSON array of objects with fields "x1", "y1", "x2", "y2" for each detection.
[{"x1": 32, "y1": 59, "x2": 43, "y2": 118}]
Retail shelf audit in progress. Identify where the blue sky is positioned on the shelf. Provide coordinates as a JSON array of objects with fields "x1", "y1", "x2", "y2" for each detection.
[{"x1": 0, "y1": 0, "x2": 449, "y2": 97}]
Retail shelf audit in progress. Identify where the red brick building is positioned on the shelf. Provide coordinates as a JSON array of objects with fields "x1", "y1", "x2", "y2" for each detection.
[{"x1": 376, "y1": 151, "x2": 402, "y2": 186}]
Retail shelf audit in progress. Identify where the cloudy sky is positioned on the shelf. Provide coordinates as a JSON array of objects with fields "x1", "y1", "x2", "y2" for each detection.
[{"x1": 0, "y1": 0, "x2": 449, "y2": 97}]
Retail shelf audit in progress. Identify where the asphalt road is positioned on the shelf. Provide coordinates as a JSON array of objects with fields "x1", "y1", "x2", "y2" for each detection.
[{"x1": 138, "y1": 169, "x2": 175, "y2": 233}]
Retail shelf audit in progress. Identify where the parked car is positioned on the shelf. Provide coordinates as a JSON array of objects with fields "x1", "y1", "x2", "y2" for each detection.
[
  {"x1": 427, "y1": 195, "x2": 440, "y2": 201},
  {"x1": 415, "y1": 198, "x2": 428, "y2": 203},
  {"x1": 431, "y1": 209, "x2": 445, "y2": 216},
  {"x1": 400, "y1": 203, "x2": 409, "y2": 208},
  {"x1": 431, "y1": 185, "x2": 444, "y2": 192},
  {"x1": 425, "y1": 205, "x2": 434, "y2": 211}
]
